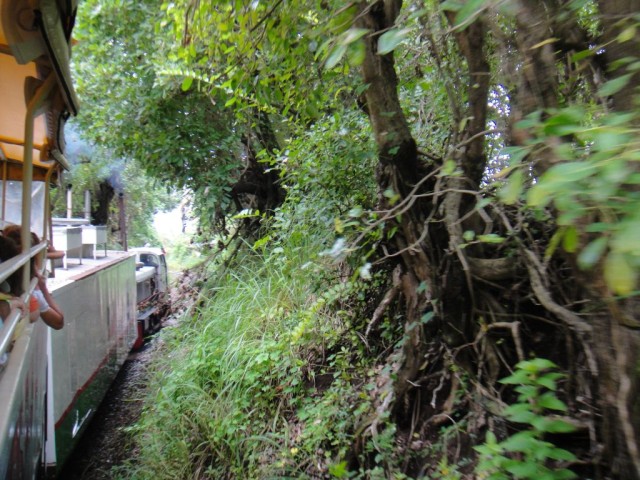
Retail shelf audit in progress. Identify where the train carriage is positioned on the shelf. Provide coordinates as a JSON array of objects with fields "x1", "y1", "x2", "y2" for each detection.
[{"x1": 0, "y1": 1, "x2": 168, "y2": 476}]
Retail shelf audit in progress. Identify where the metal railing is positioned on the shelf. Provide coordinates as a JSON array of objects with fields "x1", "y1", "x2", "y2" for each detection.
[{"x1": 0, "y1": 242, "x2": 48, "y2": 359}]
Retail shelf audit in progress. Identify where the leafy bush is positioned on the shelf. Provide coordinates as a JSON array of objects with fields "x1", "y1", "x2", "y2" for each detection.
[{"x1": 474, "y1": 358, "x2": 577, "y2": 480}]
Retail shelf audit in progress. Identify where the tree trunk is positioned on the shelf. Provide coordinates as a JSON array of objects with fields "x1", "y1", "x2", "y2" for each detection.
[
  {"x1": 91, "y1": 180, "x2": 115, "y2": 226},
  {"x1": 354, "y1": 1, "x2": 640, "y2": 477},
  {"x1": 231, "y1": 111, "x2": 285, "y2": 233},
  {"x1": 356, "y1": 0, "x2": 435, "y2": 405}
]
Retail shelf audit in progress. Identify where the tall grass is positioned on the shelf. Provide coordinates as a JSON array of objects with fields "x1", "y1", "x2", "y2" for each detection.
[{"x1": 122, "y1": 218, "x2": 380, "y2": 479}]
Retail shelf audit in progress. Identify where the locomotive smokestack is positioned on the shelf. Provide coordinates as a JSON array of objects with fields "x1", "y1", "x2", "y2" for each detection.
[
  {"x1": 66, "y1": 184, "x2": 73, "y2": 219},
  {"x1": 84, "y1": 190, "x2": 91, "y2": 220}
]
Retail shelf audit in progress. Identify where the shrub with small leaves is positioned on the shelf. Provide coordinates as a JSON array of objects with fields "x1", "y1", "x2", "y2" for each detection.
[{"x1": 474, "y1": 358, "x2": 577, "y2": 480}]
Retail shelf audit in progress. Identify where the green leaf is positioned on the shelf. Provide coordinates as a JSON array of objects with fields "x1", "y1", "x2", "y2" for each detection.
[
  {"x1": 516, "y1": 358, "x2": 558, "y2": 372},
  {"x1": 602, "y1": 111, "x2": 637, "y2": 126},
  {"x1": 500, "y1": 431, "x2": 537, "y2": 453},
  {"x1": 585, "y1": 222, "x2": 612, "y2": 233},
  {"x1": 440, "y1": 0, "x2": 464, "y2": 12},
  {"x1": 383, "y1": 187, "x2": 401, "y2": 205},
  {"x1": 501, "y1": 146, "x2": 530, "y2": 165},
  {"x1": 477, "y1": 234, "x2": 505, "y2": 244},
  {"x1": 544, "y1": 161, "x2": 595, "y2": 183},
  {"x1": 542, "y1": 107, "x2": 586, "y2": 136},
  {"x1": 377, "y1": 28, "x2": 412, "y2": 55},
  {"x1": 617, "y1": 25, "x2": 637, "y2": 43},
  {"x1": 555, "y1": 469, "x2": 578, "y2": 479},
  {"x1": 546, "y1": 447, "x2": 577, "y2": 462},
  {"x1": 325, "y1": 43, "x2": 347, "y2": 69},
  {"x1": 328, "y1": 461, "x2": 348, "y2": 478},
  {"x1": 526, "y1": 183, "x2": 551, "y2": 208},
  {"x1": 500, "y1": 369, "x2": 530, "y2": 385},
  {"x1": 562, "y1": 225, "x2": 578, "y2": 253},
  {"x1": 476, "y1": 197, "x2": 492, "y2": 210},
  {"x1": 442, "y1": 159, "x2": 457, "y2": 175},
  {"x1": 531, "y1": 417, "x2": 576, "y2": 433},
  {"x1": 611, "y1": 219, "x2": 640, "y2": 254},
  {"x1": 515, "y1": 384, "x2": 539, "y2": 400},
  {"x1": 577, "y1": 237, "x2": 608, "y2": 269},
  {"x1": 571, "y1": 48, "x2": 595, "y2": 62},
  {"x1": 348, "y1": 206, "x2": 363, "y2": 218},
  {"x1": 421, "y1": 311, "x2": 434, "y2": 324},
  {"x1": 604, "y1": 252, "x2": 637, "y2": 295},
  {"x1": 341, "y1": 28, "x2": 370, "y2": 45},
  {"x1": 453, "y1": 0, "x2": 486, "y2": 29},
  {"x1": 407, "y1": 7, "x2": 430, "y2": 21},
  {"x1": 545, "y1": 228, "x2": 564, "y2": 261},
  {"x1": 499, "y1": 170, "x2": 523, "y2": 205},
  {"x1": 592, "y1": 129, "x2": 630, "y2": 153},
  {"x1": 346, "y1": 40, "x2": 366, "y2": 66},
  {"x1": 181, "y1": 76, "x2": 193, "y2": 91},
  {"x1": 503, "y1": 404, "x2": 536, "y2": 423},
  {"x1": 599, "y1": 73, "x2": 634, "y2": 97},
  {"x1": 485, "y1": 430, "x2": 498, "y2": 445},
  {"x1": 537, "y1": 392, "x2": 568, "y2": 412},
  {"x1": 536, "y1": 372, "x2": 563, "y2": 391},
  {"x1": 505, "y1": 460, "x2": 545, "y2": 477}
]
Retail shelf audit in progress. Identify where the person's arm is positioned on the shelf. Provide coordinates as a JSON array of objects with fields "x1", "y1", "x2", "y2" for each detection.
[{"x1": 36, "y1": 274, "x2": 64, "y2": 330}]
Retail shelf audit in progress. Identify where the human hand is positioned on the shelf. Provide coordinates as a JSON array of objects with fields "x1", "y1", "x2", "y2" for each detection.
[{"x1": 8, "y1": 298, "x2": 26, "y2": 314}]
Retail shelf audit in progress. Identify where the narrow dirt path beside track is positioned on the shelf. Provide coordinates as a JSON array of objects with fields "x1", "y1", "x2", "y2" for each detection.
[{"x1": 58, "y1": 342, "x2": 155, "y2": 480}]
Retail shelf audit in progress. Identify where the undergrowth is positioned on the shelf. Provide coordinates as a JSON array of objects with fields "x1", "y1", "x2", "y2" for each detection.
[
  {"x1": 113, "y1": 115, "x2": 589, "y2": 480},
  {"x1": 120, "y1": 213, "x2": 406, "y2": 479}
]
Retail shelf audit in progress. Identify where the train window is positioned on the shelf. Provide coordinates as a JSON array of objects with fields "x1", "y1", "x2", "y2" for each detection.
[{"x1": 139, "y1": 254, "x2": 158, "y2": 267}]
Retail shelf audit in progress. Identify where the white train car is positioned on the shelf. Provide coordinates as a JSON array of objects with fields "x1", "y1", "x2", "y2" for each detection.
[
  {"x1": 44, "y1": 252, "x2": 138, "y2": 472},
  {"x1": 0, "y1": 0, "x2": 167, "y2": 476}
]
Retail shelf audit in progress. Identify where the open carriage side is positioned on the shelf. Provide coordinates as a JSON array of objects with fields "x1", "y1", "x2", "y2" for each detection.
[{"x1": 0, "y1": 1, "x2": 80, "y2": 477}]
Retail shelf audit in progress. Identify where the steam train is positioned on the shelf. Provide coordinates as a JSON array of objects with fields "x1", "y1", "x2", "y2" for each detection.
[{"x1": 0, "y1": 0, "x2": 169, "y2": 477}]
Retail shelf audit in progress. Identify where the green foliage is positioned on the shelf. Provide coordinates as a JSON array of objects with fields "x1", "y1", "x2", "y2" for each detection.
[
  {"x1": 115, "y1": 124, "x2": 405, "y2": 475},
  {"x1": 161, "y1": 234, "x2": 201, "y2": 276},
  {"x1": 276, "y1": 108, "x2": 377, "y2": 213},
  {"x1": 73, "y1": 0, "x2": 247, "y2": 234},
  {"x1": 501, "y1": 104, "x2": 640, "y2": 294},
  {"x1": 442, "y1": 0, "x2": 491, "y2": 31},
  {"x1": 474, "y1": 359, "x2": 577, "y2": 480},
  {"x1": 432, "y1": 457, "x2": 463, "y2": 480},
  {"x1": 69, "y1": 1, "x2": 640, "y2": 478},
  {"x1": 488, "y1": 6, "x2": 640, "y2": 296},
  {"x1": 160, "y1": 0, "x2": 334, "y2": 123}
]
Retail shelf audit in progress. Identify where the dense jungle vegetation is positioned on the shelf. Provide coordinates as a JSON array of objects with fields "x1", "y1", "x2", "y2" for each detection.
[{"x1": 68, "y1": 0, "x2": 640, "y2": 478}]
